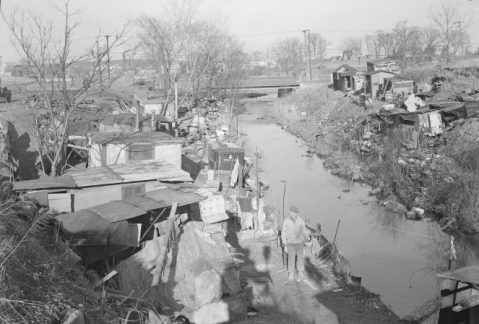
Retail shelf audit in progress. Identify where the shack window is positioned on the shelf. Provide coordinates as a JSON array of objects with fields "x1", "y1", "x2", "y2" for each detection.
[
  {"x1": 128, "y1": 143, "x2": 154, "y2": 161},
  {"x1": 121, "y1": 184, "x2": 145, "y2": 200}
]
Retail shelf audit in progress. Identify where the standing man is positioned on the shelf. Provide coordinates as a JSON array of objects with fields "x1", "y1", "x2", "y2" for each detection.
[{"x1": 281, "y1": 206, "x2": 309, "y2": 281}]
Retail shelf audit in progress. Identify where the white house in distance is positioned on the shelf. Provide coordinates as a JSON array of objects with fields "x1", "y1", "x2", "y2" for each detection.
[{"x1": 88, "y1": 132, "x2": 184, "y2": 168}]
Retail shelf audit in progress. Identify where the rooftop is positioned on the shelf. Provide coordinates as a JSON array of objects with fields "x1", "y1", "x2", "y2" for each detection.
[
  {"x1": 60, "y1": 187, "x2": 207, "y2": 223},
  {"x1": 88, "y1": 131, "x2": 184, "y2": 145},
  {"x1": 14, "y1": 160, "x2": 192, "y2": 190}
]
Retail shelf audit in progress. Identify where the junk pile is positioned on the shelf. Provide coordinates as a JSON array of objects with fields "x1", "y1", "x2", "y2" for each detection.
[
  {"x1": 49, "y1": 182, "x2": 248, "y2": 323},
  {"x1": 345, "y1": 80, "x2": 479, "y2": 222}
]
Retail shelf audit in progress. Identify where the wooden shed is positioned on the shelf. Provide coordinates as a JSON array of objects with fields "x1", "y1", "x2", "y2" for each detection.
[
  {"x1": 13, "y1": 160, "x2": 192, "y2": 212},
  {"x1": 364, "y1": 70, "x2": 395, "y2": 98},
  {"x1": 208, "y1": 142, "x2": 245, "y2": 170},
  {"x1": 332, "y1": 64, "x2": 358, "y2": 92},
  {"x1": 88, "y1": 131, "x2": 184, "y2": 168}
]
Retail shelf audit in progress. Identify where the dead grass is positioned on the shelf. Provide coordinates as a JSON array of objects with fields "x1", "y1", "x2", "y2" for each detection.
[{"x1": 0, "y1": 197, "x2": 122, "y2": 323}]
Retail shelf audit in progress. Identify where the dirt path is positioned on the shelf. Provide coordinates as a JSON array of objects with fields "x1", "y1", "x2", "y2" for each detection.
[{"x1": 232, "y1": 237, "x2": 413, "y2": 324}]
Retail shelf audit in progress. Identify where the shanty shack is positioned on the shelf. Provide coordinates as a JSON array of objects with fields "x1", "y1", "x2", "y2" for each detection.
[
  {"x1": 88, "y1": 131, "x2": 184, "y2": 168},
  {"x1": 382, "y1": 77, "x2": 414, "y2": 101},
  {"x1": 332, "y1": 64, "x2": 358, "y2": 92},
  {"x1": 364, "y1": 70, "x2": 395, "y2": 97},
  {"x1": 13, "y1": 160, "x2": 192, "y2": 212},
  {"x1": 208, "y1": 142, "x2": 245, "y2": 170},
  {"x1": 54, "y1": 186, "x2": 207, "y2": 265}
]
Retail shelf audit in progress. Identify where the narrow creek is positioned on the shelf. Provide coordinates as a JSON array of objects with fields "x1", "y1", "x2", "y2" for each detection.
[{"x1": 239, "y1": 99, "x2": 460, "y2": 317}]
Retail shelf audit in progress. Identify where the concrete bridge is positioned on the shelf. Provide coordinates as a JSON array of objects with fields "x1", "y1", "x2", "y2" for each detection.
[{"x1": 235, "y1": 76, "x2": 300, "y2": 97}]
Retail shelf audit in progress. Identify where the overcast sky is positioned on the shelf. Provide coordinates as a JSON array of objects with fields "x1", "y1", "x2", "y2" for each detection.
[{"x1": 1, "y1": 0, "x2": 478, "y2": 62}]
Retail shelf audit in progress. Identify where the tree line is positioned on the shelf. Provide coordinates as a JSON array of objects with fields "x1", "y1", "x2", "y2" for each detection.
[
  {"x1": 1, "y1": 0, "x2": 247, "y2": 177},
  {"x1": 268, "y1": 1, "x2": 472, "y2": 76}
]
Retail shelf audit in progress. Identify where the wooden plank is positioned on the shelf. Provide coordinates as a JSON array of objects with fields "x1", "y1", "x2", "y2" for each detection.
[
  {"x1": 94, "y1": 270, "x2": 118, "y2": 288},
  {"x1": 151, "y1": 202, "x2": 178, "y2": 287}
]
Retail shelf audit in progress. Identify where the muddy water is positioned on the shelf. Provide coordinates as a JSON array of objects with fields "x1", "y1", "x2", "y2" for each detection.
[{"x1": 239, "y1": 100, "x2": 452, "y2": 317}]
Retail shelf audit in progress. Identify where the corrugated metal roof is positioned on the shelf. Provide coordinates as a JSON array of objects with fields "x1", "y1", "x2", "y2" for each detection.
[{"x1": 14, "y1": 175, "x2": 77, "y2": 191}]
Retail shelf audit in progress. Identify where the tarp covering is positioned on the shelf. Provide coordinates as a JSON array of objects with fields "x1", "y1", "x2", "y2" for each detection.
[
  {"x1": 116, "y1": 222, "x2": 236, "y2": 313},
  {"x1": 56, "y1": 210, "x2": 139, "y2": 246},
  {"x1": 56, "y1": 210, "x2": 141, "y2": 264}
]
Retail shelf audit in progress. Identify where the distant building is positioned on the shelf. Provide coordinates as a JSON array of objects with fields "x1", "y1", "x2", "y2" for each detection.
[
  {"x1": 332, "y1": 64, "x2": 358, "y2": 92},
  {"x1": 364, "y1": 70, "x2": 395, "y2": 97}
]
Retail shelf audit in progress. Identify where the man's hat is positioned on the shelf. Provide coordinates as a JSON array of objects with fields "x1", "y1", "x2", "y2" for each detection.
[{"x1": 289, "y1": 206, "x2": 299, "y2": 214}]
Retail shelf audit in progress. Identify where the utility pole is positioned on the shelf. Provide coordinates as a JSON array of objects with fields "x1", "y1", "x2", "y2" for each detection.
[
  {"x1": 96, "y1": 41, "x2": 103, "y2": 91},
  {"x1": 254, "y1": 148, "x2": 262, "y2": 230},
  {"x1": 302, "y1": 29, "x2": 312, "y2": 80},
  {"x1": 454, "y1": 21, "x2": 464, "y2": 59},
  {"x1": 105, "y1": 35, "x2": 111, "y2": 84},
  {"x1": 281, "y1": 180, "x2": 287, "y2": 227},
  {"x1": 174, "y1": 75, "x2": 179, "y2": 121}
]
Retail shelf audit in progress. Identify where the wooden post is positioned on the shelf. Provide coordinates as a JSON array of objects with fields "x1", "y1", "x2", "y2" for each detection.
[
  {"x1": 151, "y1": 110, "x2": 155, "y2": 131},
  {"x1": 151, "y1": 202, "x2": 178, "y2": 287},
  {"x1": 281, "y1": 180, "x2": 287, "y2": 227},
  {"x1": 332, "y1": 219, "x2": 341, "y2": 245}
]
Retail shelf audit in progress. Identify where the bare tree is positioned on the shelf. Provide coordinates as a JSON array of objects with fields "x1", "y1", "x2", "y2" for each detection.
[
  {"x1": 365, "y1": 32, "x2": 382, "y2": 59},
  {"x1": 419, "y1": 27, "x2": 442, "y2": 56},
  {"x1": 391, "y1": 21, "x2": 422, "y2": 71},
  {"x1": 309, "y1": 33, "x2": 328, "y2": 62},
  {"x1": 137, "y1": 0, "x2": 199, "y2": 116},
  {"x1": 271, "y1": 38, "x2": 303, "y2": 76},
  {"x1": 377, "y1": 31, "x2": 395, "y2": 58},
  {"x1": 137, "y1": 1, "x2": 247, "y2": 110},
  {"x1": 430, "y1": 1, "x2": 472, "y2": 61},
  {"x1": 2, "y1": 1, "x2": 126, "y2": 176},
  {"x1": 341, "y1": 36, "x2": 362, "y2": 60}
]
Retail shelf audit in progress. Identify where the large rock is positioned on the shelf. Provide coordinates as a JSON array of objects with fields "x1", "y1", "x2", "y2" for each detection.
[{"x1": 195, "y1": 269, "x2": 222, "y2": 309}]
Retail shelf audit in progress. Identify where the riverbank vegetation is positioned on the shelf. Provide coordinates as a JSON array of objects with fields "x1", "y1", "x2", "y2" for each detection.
[{"x1": 271, "y1": 83, "x2": 479, "y2": 235}]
